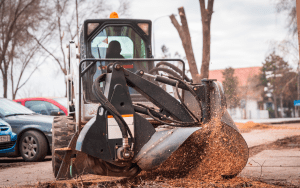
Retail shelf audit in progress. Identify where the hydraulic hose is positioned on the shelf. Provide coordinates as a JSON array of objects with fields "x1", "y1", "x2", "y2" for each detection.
[
  {"x1": 156, "y1": 61, "x2": 192, "y2": 82},
  {"x1": 92, "y1": 73, "x2": 133, "y2": 140},
  {"x1": 149, "y1": 67, "x2": 182, "y2": 79},
  {"x1": 136, "y1": 103, "x2": 200, "y2": 127}
]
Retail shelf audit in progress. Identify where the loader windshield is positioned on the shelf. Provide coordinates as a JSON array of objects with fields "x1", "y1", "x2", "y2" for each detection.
[
  {"x1": 84, "y1": 25, "x2": 150, "y2": 103},
  {"x1": 90, "y1": 26, "x2": 146, "y2": 59}
]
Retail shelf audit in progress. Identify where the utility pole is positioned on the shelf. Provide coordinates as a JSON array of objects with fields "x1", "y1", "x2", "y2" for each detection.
[
  {"x1": 76, "y1": 0, "x2": 79, "y2": 45},
  {"x1": 295, "y1": 0, "x2": 300, "y2": 116},
  {"x1": 296, "y1": 68, "x2": 299, "y2": 117},
  {"x1": 152, "y1": 14, "x2": 177, "y2": 57}
]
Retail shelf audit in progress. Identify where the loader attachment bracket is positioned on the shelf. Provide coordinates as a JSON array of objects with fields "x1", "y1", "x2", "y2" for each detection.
[
  {"x1": 76, "y1": 65, "x2": 156, "y2": 163},
  {"x1": 56, "y1": 132, "x2": 79, "y2": 180}
]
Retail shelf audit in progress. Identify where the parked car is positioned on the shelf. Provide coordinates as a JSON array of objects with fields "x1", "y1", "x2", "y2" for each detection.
[
  {"x1": 0, "y1": 119, "x2": 17, "y2": 155},
  {"x1": 14, "y1": 97, "x2": 68, "y2": 116},
  {"x1": 0, "y1": 98, "x2": 53, "y2": 162}
]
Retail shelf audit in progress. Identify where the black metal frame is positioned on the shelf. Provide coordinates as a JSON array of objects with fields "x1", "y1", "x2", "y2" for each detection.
[
  {"x1": 78, "y1": 58, "x2": 186, "y2": 127},
  {"x1": 83, "y1": 19, "x2": 153, "y2": 60}
]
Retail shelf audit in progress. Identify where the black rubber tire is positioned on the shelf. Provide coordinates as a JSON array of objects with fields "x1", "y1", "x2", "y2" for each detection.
[
  {"x1": 52, "y1": 116, "x2": 76, "y2": 177},
  {"x1": 19, "y1": 130, "x2": 48, "y2": 162}
]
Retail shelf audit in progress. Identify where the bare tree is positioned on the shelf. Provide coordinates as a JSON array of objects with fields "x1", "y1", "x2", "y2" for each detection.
[
  {"x1": 36, "y1": 0, "x2": 131, "y2": 84},
  {"x1": 0, "y1": 0, "x2": 52, "y2": 98},
  {"x1": 274, "y1": 0, "x2": 297, "y2": 36},
  {"x1": 170, "y1": 2, "x2": 214, "y2": 83},
  {"x1": 10, "y1": 41, "x2": 50, "y2": 99},
  {"x1": 170, "y1": 7, "x2": 200, "y2": 83}
]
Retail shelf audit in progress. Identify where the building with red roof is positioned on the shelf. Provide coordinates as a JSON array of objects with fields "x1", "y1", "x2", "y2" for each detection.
[
  {"x1": 208, "y1": 66, "x2": 269, "y2": 119},
  {"x1": 209, "y1": 67, "x2": 262, "y2": 87}
]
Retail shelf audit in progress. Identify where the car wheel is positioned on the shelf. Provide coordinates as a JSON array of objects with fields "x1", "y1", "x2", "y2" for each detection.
[{"x1": 19, "y1": 130, "x2": 48, "y2": 162}]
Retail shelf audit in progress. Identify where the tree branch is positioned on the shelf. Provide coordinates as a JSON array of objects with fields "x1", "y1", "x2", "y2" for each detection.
[
  {"x1": 32, "y1": 35, "x2": 65, "y2": 74},
  {"x1": 207, "y1": 0, "x2": 214, "y2": 13},
  {"x1": 199, "y1": 0, "x2": 206, "y2": 22},
  {"x1": 170, "y1": 8, "x2": 200, "y2": 83},
  {"x1": 170, "y1": 14, "x2": 182, "y2": 33}
]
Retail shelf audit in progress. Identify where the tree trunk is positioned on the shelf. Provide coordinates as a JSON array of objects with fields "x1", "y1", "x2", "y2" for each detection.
[
  {"x1": 280, "y1": 94, "x2": 284, "y2": 118},
  {"x1": 11, "y1": 61, "x2": 15, "y2": 100},
  {"x1": 199, "y1": 0, "x2": 214, "y2": 79},
  {"x1": 2, "y1": 73, "x2": 8, "y2": 98},
  {"x1": 75, "y1": 0, "x2": 79, "y2": 45},
  {"x1": 200, "y1": 19, "x2": 211, "y2": 79},
  {"x1": 273, "y1": 94, "x2": 278, "y2": 118},
  {"x1": 170, "y1": 7, "x2": 200, "y2": 83}
]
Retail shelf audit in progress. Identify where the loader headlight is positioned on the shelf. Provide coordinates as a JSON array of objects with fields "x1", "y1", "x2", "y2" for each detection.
[
  {"x1": 87, "y1": 23, "x2": 99, "y2": 35},
  {"x1": 137, "y1": 23, "x2": 149, "y2": 35}
]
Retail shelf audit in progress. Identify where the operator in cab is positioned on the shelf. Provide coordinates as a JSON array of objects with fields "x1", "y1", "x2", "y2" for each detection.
[{"x1": 106, "y1": 41, "x2": 124, "y2": 58}]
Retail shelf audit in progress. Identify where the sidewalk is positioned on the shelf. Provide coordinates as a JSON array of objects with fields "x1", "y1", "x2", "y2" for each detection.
[
  {"x1": 241, "y1": 129, "x2": 300, "y2": 147},
  {"x1": 240, "y1": 129, "x2": 300, "y2": 187},
  {"x1": 234, "y1": 117, "x2": 300, "y2": 124}
]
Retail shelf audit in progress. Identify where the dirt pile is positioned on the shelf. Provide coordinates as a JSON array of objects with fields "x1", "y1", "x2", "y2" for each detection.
[
  {"x1": 236, "y1": 121, "x2": 300, "y2": 132},
  {"x1": 139, "y1": 119, "x2": 248, "y2": 182},
  {"x1": 249, "y1": 135, "x2": 300, "y2": 157},
  {"x1": 186, "y1": 120, "x2": 249, "y2": 180}
]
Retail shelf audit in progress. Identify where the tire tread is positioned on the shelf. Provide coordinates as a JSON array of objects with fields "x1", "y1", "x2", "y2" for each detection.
[{"x1": 52, "y1": 116, "x2": 76, "y2": 177}]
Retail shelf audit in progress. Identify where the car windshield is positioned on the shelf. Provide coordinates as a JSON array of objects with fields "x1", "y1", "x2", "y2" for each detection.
[
  {"x1": 0, "y1": 98, "x2": 34, "y2": 117},
  {"x1": 53, "y1": 98, "x2": 67, "y2": 108}
]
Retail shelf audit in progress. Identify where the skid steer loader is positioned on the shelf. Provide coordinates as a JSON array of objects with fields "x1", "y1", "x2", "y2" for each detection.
[{"x1": 52, "y1": 12, "x2": 249, "y2": 180}]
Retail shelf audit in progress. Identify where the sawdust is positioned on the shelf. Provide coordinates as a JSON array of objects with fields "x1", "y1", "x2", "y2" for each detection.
[
  {"x1": 186, "y1": 120, "x2": 249, "y2": 180},
  {"x1": 135, "y1": 119, "x2": 249, "y2": 182},
  {"x1": 236, "y1": 121, "x2": 300, "y2": 133}
]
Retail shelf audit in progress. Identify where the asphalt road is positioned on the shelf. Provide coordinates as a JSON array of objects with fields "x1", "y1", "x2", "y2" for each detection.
[{"x1": 0, "y1": 124, "x2": 299, "y2": 187}]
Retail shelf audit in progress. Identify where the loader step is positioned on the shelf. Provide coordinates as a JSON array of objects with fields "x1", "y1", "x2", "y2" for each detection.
[{"x1": 55, "y1": 147, "x2": 72, "y2": 151}]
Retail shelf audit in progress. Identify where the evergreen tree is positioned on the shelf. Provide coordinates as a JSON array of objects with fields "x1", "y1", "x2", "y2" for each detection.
[
  {"x1": 222, "y1": 67, "x2": 239, "y2": 109},
  {"x1": 259, "y1": 52, "x2": 293, "y2": 118}
]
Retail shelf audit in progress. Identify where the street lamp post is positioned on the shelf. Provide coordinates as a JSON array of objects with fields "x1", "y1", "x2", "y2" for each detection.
[{"x1": 152, "y1": 14, "x2": 176, "y2": 57}]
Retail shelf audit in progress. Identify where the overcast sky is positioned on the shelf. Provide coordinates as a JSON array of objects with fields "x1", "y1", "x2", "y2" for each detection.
[
  {"x1": 130, "y1": 0, "x2": 290, "y2": 70},
  {"x1": 1, "y1": 0, "x2": 293, "y2": 99}
]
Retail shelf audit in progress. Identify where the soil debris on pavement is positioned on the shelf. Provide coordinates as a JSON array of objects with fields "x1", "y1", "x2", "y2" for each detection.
[
  {"x1": 248, "y1": 135, "x2": 300, "y2": 157},
  {"x1": 0, "y1": 157, "x2": 51, "y2": 170},
  {"x1": 34, "y1": 135, "x2": 300, "y2": 188},
  {"x1": 36, "y1": 119, "x2": 252, "y2": 187},
  {"x1": 236, "y1": 121, "x2": 300, "y2": 133},
  {"x1": 35, "y1": 174, "x2": 279, "y2": 187},
  {"x1": 9, "y1": 122, "x2": 300, "y2": 187}
]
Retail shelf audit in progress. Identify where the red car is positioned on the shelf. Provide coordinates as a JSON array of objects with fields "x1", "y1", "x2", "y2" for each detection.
[{"x1": 14, "y1": 97, "x2": 68, "y2": 116}]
